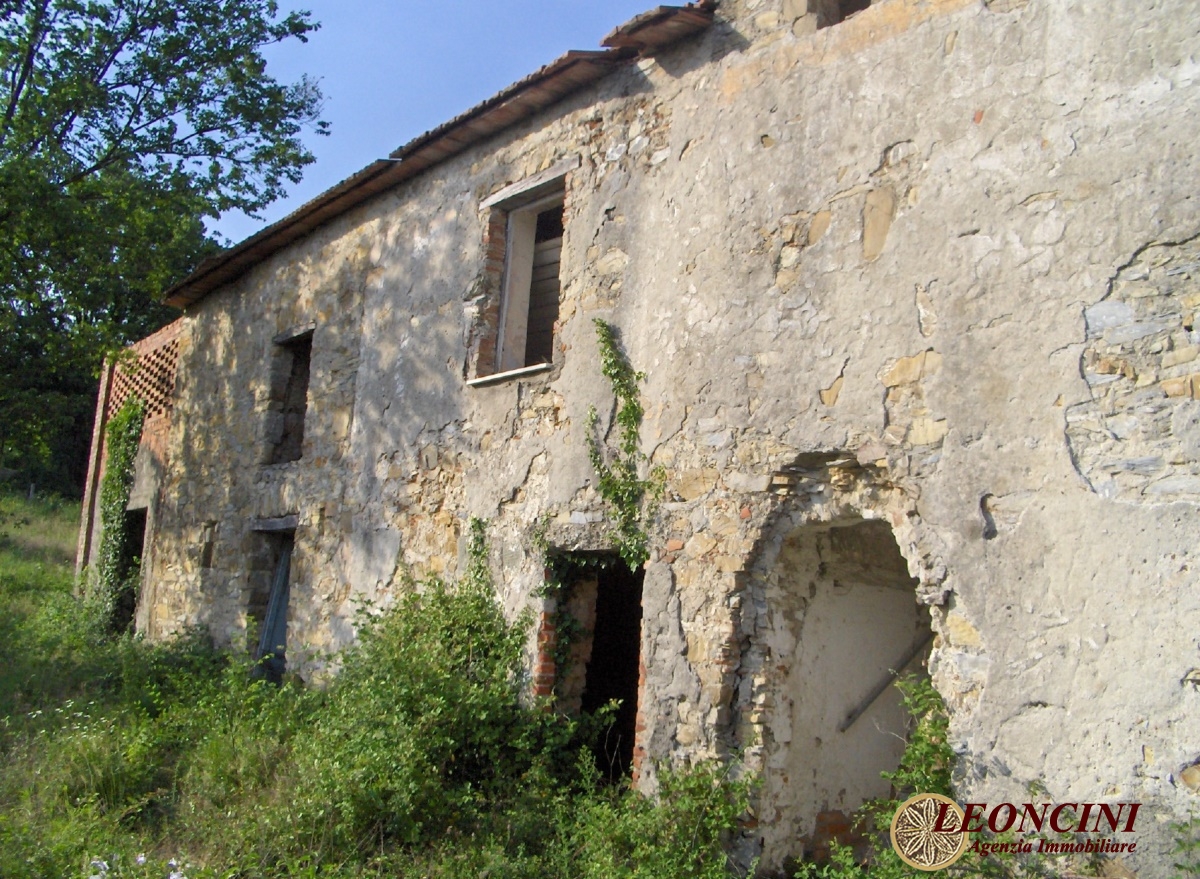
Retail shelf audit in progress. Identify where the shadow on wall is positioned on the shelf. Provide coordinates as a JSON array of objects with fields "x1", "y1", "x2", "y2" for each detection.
[{"x1": 148, "y1": 203, "x2": 485, "y2": 659}]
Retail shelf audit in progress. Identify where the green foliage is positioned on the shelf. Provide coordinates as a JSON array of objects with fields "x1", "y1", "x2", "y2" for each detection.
[
  {"x1": 1171, "y1": 808, "x2": 1200, "y2": 879},
  {"x1": 286, "y1": 577, "x2": 555, "y2": 854},
  {"x1": 1, "y1": 498, "x2": 751, "y2": 878},
  {"x1": 586, "y1": 319, "x2": 664, "y2": 568},
  {"x1": 791, "y1": 843, "x2": 867, "y2": 879},
  {"x1": 792, "y1": 676, "x2": 957, "y2": 879},
  {"x1": 538, "y1": 551, "x2": 611, "y2": 690},
  {"x1": 564, "y1": 761, "x2": 752, "y2": 879},
  {"x1": 879, "y1": 675, "x2": 953, "y2": 800},
  {"x1": 0, "y1": 0, "x2": 326, "y2": 492},
  {"x1": 534, "y1": 523, "x2": 632, "y2": 698},
  {"x1": 464, "y1": 515, "x2": 492, "y2": 594},
  {"x1": 92, "y1": 397, "x2": 144, "y2": 631},
  {"x1": 0, "y1": 490, "x2": 94, "y2": 725},
  {"x1": 0, "y1": 496, "x2": 233, "y2": 874},
  {"x1": 0, "y1": 488, "x2": 79, "y2": 567}
]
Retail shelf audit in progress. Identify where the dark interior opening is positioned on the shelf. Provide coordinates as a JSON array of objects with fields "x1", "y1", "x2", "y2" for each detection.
[
  {"x1": 818, "y1": 0, "x2": 870, "y2": 28},
  {"x1": 580, "y1": 559, "x2": 644, "y2": 781},
  {"x1": 111, "y1": 506, "x2": 147, "y2": 633},
  {"x1": 535, "y1": 205, "x2": 564, "y2": 242},
  {"x1": 271, "y1": 334, "x2": 312, "y2": 464},
  {"x1": 249, "y1": 530, "x2": 293, "y2": 684},
  {"x1": 200, "y1": 522, "x2": 216, "y2": 569}
]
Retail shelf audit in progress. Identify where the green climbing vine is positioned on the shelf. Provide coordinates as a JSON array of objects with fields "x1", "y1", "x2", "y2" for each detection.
[
  {"x1": 586, "y1": 319, "x2": 663, "y2": 568},
  {"x1": 94, "y1": 396, "x2": 145, "y2": 630},
  {"x1": 464, "y1": 516, "x2": 493, "y2": 594},
  {"x1": 527, "y1": 322, "x2": 662, "y2": 695}
]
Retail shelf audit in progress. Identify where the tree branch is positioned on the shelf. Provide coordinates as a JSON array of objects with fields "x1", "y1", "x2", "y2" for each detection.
[{"x1": 0, "y1": 0, "x2": 54, "y2": 149}]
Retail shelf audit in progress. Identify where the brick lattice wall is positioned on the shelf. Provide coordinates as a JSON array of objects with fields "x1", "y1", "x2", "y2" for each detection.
[{"x1": 109, "y1": 325, "x2": 181, "y2": 419}]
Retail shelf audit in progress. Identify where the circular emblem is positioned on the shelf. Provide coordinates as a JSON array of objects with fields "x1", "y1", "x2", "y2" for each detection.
[{"x1": 889, "y1": 793, "x2": 968, "y2": 871}]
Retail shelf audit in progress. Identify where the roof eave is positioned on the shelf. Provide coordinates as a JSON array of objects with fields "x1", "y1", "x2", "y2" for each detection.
[{"x1": 164, "y1": 4, "x2": 716, "y2": 309}]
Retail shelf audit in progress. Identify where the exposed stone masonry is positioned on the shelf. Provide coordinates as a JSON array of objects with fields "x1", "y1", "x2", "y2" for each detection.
[{"x1": 1068, "y1": 235, "x2": 1200, "y2": 501}]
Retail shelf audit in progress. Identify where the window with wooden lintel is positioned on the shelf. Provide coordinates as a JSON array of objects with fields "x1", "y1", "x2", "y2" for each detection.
[{"x1": 497, "y1": 194, "x2": 563, "y2": 373}]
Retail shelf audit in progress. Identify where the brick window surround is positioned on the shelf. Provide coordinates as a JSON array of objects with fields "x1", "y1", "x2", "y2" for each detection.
[{"x1": 467, "y1": 155, "x2": 578, "y2": 385}]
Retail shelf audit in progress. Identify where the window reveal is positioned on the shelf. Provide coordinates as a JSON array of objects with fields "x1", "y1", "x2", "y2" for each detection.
[
  {"x1": 267, "y1": 331, "x2": 312, "y2": 464},
  {"x1": 497, "y1": 194, "x2": 564, "y2": 372}
]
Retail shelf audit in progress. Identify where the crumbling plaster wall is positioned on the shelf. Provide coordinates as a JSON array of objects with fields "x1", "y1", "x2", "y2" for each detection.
[{"x1": 145, "y1": 0, "x2": 1200, "y2": 874}]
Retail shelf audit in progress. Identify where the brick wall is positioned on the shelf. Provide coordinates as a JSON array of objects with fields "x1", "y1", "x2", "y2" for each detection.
[{"x1": 76, "y1": 318, "x2": 184, "y2": 576}]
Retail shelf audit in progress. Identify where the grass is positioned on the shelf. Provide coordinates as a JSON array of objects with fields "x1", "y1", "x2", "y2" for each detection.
[
  {"x1": 0, "y1": 488, "x2": 79, "y2": 580},
  {"x1": 0, "y1": 491, "x2": 89, "y2": 723}
]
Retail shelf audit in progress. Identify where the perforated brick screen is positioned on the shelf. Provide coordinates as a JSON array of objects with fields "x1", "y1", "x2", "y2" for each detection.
[{"x1": 109, "y1": 332, "x2": 180, "y2": 419}]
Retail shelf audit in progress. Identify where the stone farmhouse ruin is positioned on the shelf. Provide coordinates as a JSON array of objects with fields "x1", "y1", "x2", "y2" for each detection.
[{"x1": 78, "y1": 0, "x2": 1200, "y2": 873}]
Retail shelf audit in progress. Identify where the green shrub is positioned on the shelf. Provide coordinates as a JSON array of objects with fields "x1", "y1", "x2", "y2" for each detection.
[
  {"x1": 564, "y1": 760, "x2": 752, "y2": 879},
  {"x1": 287, "y1": 574, "x2": 576, "y2": 855},
  {"x1": 1, "y1": 509, "x2": 752, "y2": 878}
]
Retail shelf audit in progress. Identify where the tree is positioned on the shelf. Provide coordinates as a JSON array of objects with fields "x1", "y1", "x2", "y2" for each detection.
[{"x1": 0, "y1": 0, "x2": 326, "y2": 493}]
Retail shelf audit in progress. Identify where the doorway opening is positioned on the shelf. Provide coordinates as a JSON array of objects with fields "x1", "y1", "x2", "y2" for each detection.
[
  {"x1": 111, "y1": 506, "x2": 147, "y2": 633},
  {"x1": 248, "y1": 530, "x2": 293, "y2": 684},
  {"x1": 757, "y1": 517, "x2": 932, "y2": 869},
  {"x1": 550, "y1": 554, "x2": 645, "y2": 780}
]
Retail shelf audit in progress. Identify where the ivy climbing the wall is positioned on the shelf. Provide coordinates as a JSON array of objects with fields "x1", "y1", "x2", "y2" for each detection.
[
  {"x1": 93, "y1": 396, "x2": 145, "y2": 632},
  {"x1": 464, "y1": 515, "x2": 494, "y2": 594},
  {"x1": 586, "y1": 318, "x2": 663, "y2": 568}
]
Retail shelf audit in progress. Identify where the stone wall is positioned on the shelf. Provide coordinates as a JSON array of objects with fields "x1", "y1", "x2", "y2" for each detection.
[{"x1": 131, "y1": 0, "x2": 1200, "y2": 874}]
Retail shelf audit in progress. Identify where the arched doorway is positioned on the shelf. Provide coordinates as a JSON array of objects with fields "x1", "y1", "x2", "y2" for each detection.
[{"x1": 756, "y1": 517, "x2": 932, "y2": 869}]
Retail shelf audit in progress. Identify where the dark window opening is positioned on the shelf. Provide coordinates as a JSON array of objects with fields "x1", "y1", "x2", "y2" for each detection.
[
  {"x1": 270, "y1": 333, "x2": 312, "y2": 464},
  {"x1": 818, "y1": 0, "x2": 870, "y2": 28},
  {"x1": 249, "y1": 531, "x2": 293, "y2": 684},
  {"x1": 200, "y1": 521, "x2": 216, "y2": 569},
  {"x1": 111, "y1": 506, "x2": 147, "y2": 633},
  {"x1": 579, "y1": 559, "x2": 644, "y2": 781}
]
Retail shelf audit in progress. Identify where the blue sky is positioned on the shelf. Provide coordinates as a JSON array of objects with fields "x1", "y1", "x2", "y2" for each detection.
[{"x1": 214, "y1": 0, "x2": 655, "y2": 244}]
